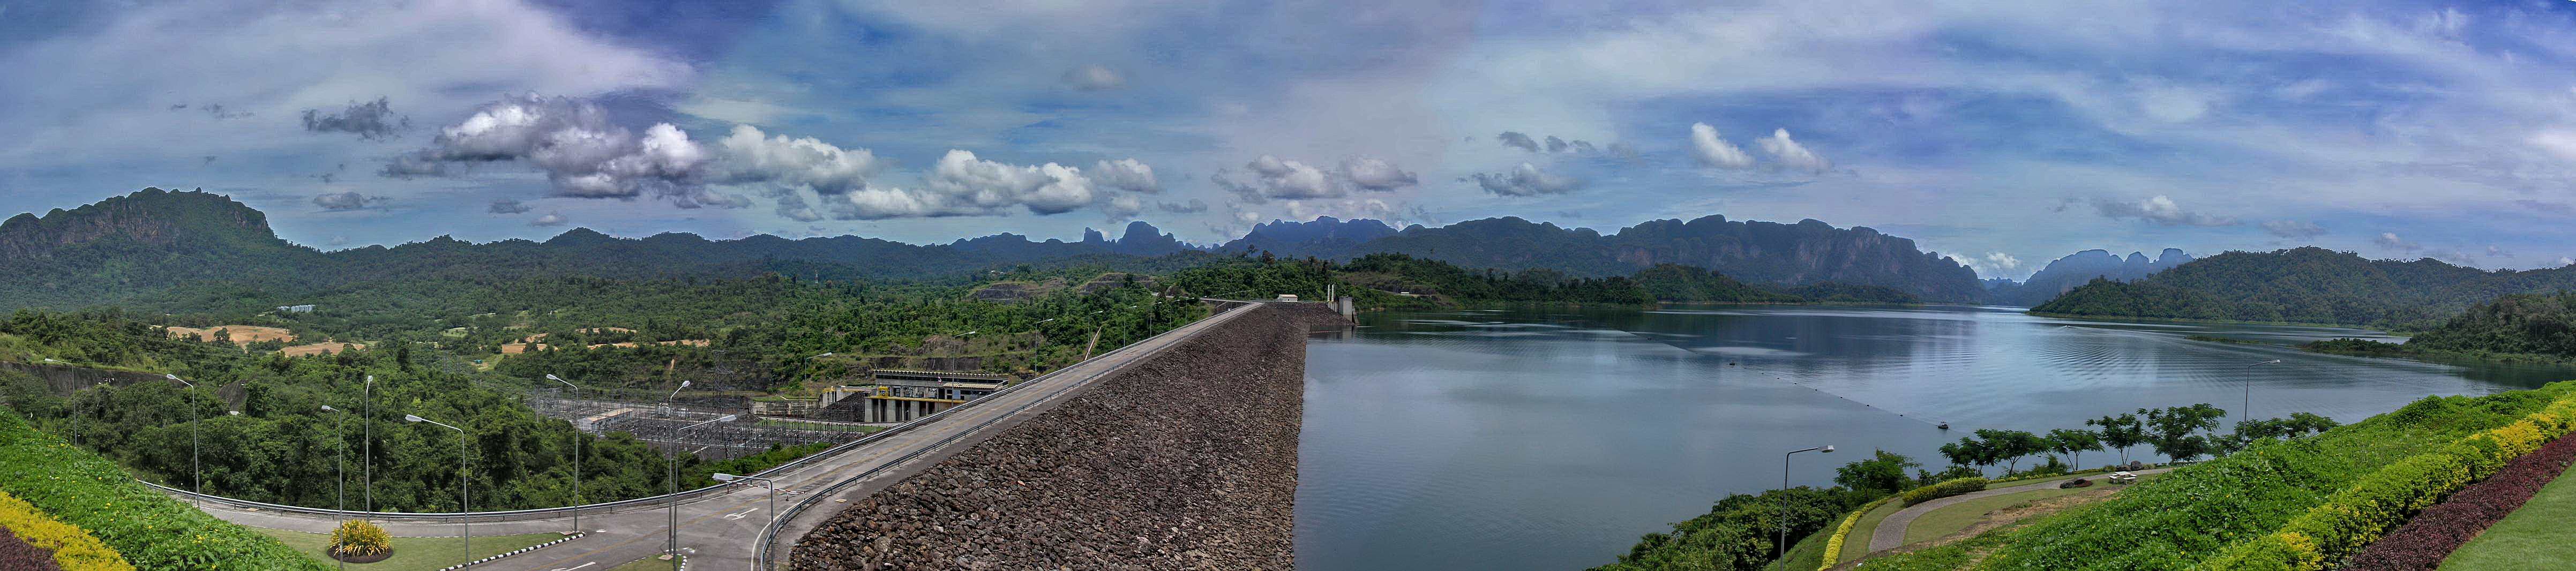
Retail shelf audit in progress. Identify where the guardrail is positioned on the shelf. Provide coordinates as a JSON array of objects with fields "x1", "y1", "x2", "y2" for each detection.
[
  {"x1": 748, "y1": 302, "x2": 1256, "y2": 570},
  {"x1": 144, "y1": 302, "x2": 1247, "y2": 527}
]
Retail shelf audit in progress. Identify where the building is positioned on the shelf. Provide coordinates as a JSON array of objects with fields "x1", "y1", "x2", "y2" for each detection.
[
  {"x1": 814, "y1": 370, "x2": 1014, "y2": 423},
  {"x1": 750, "y1": 386, "x2": 874, "y2": 418}
]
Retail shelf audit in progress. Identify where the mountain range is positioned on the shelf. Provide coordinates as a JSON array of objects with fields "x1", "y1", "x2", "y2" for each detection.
[
  {"x1": 1984, "y1": 248, "x2": 2195, "y2": 307},
  {"x1": 2031, "y1": 246, "x2": 2576, "y2": 330},
  {"x1": 1, "y1": 189, "x2": 2000, "y2": 310}
]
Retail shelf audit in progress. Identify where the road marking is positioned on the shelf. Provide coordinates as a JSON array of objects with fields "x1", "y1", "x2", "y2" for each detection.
[
  {"x1": 548, "y1": 562, "x2": 595, "y2": 571},
  {"x1": 724, "y1": 508, "x2": 760, "y2": 520}
]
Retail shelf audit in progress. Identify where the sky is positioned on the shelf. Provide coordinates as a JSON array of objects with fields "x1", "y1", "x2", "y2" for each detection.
[{"x1": 6, "y1": 1, "x2": 2576, "y2": 280}]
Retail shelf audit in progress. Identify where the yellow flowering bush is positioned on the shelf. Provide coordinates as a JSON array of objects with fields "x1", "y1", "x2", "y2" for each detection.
[
  {"x1": 328, "y1": 519, "x2": 392, "y2": 559},
  {"x1": 1816, "y1": 494, "x2": 1895, "y2": 570},
  {"x1": 0, "y1": 490, "x2": 134, "y2": 571}
]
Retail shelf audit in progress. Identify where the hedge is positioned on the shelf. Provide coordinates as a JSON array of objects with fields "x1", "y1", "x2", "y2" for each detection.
[
  {"x1": 0, "y1": 409, "x2": 327, "y2": 570},
  {"x1": 1899, "y1": 477, "x2": 1989, "y2": 506},
  {"x1": 0, "y1": 490, "x2": 132, "y2": 571},
  {"x1": 2196, "y1": 392, "x2": 2576, "y2": 570},
  {"x1": 1816, "y1": 494, "x2": 1897, "y2": 569}
]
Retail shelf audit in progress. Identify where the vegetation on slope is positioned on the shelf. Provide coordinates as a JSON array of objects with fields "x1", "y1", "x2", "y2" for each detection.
[
  {"x1": 2030, "y1": 247, "x2": 2576, "y2": 330},
  {"x1": 2300, "y1": 291, "x2": 2576, "y2": 365},
  {"x1": 0, "y1": 408, "x2": 326, "y2": 570}
]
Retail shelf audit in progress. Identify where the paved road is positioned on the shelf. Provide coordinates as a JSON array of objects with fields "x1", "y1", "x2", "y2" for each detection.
[
  {"x1": 1866, "y1": 468, "x2": 2175, "y2": 552},
  {"x1": 185, "y1": 303, "x2": 1259, "y2": 571}
]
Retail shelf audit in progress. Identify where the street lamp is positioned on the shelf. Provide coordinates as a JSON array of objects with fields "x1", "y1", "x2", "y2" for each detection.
[
  {"x1": 405, "y1": 414, "x2": 468, "y2": 561},
  {"x1": 320, "y1": 404, "x2": 349, "y2": 571},
  {"x1": 1779, "y1": 445, "x2": 1835, "y2": 557},
  {"x1": 711, "y1": 472, "x2": 777, "y2": 527},
  {"x1": 668, "y1": 414, "x2": 737, "y2": 569},
  {"x1": 164, "y1": 374, "x2": 200, "y2": 506},
  {"x1": 545, "y1": 373, "x2": 585, "y2": 533},
  {"x1": 362, "y1": 374, "x2": 374, "y2": 513}
]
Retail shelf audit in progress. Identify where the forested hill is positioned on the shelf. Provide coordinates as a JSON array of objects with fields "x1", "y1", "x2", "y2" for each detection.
[
  {"x1": 2401, "y1": 291, "x2": 2576, "y2": 358},
  {"x1": 0, "y1": 188, "x2": 1211, "y2": 311},
  {"x1": 2030, "y1": 247, "x2": 2576, "y2": 330},
  {"x1": 1217, "y1": 215, "x2": 1985, "y2": 302}
]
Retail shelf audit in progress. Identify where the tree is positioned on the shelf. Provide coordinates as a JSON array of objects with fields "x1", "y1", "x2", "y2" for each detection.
[
  {"x1": 1974, "y1": 429, "x2": 2048, "y2": 475},
  {"x1": 1938, "y1": 439, "x2": 1987, "y2": 472},
  {"x1": 1834, "y1": 450, "x2": 1921, "y2": 493},
  {"x1": 2088, "y1": 413, "x2": 2146, "y2": 464},
  {"x1": 2046, "y1": 428, "x2": 2103, "y2": 470},
  {"x1": 2141, "y1": 405, "x2": 2225, "y2": 463}
]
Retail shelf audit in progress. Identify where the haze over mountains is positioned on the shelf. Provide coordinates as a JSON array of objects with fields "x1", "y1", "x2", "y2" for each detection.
[{"x1": 1984, "y1": 249, "x2": 2196, "y2": 307}]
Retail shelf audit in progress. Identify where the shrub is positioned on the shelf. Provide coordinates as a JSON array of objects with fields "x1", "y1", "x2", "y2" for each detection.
[
  {"x1": 1815, "y1": 494, "x2": 1896, "y2": 569},
  {"x1": 1899, "y1": 477, "x2": 1988, "y2": 506},
  {"x1": 0, "y1": 409, "x2": 327, "y2": 570},
  {"x1": 327, "y1": 520, "x2": 391, "y2": 559},
  {"x1": 0, "y1": 490, "x2": 133, "y2": 571},
  {"x1": 2197, "y1": 393, "x2": 2576, "y2": 569},
  {"x1": 1596, "y1": 487, "x2": 1868, "y2": 570},
  {"x1": 2341, "y1": 433, "x2": 2576, "y2": 569}
]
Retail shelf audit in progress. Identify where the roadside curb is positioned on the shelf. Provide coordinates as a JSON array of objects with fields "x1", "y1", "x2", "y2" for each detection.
[{"x1": 433, "y1": 531, "x2": 583, "y2": 571}]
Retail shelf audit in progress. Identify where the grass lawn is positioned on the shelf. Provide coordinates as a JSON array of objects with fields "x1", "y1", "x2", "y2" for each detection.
[
  {"x1": 1765, "y1": 524, "x2": 1832, "y2": 571},
  {"x1": 1903, "y1": 474, "x2": 2166, "y2": 544},
  {"x1": 607, "y1": 554, "x2": 683, "y2": 571},
  {"x1": 2441, "y1": 468, "x2": 2576, "y2": 569},
  {"x1": 1835, "y1": 498, "x2": 1908, "y2": 562},
  {"x1": 253, "y1": 529, "x2": 563, "y2": 571}
]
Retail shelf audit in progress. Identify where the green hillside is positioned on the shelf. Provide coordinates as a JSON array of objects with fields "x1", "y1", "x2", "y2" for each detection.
[{"x1": 2031, "y1": 247, "x2": 2576, "y2": 330}]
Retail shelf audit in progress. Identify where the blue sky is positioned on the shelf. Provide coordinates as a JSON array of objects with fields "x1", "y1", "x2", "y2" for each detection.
[{"x1": 5, "y1": 0, "x2": 2576, "y2": 280}]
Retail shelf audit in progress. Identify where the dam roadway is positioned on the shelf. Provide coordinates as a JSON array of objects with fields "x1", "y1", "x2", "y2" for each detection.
[{"x1": 176, "y1": 301, "x2": 1268, "y2": 570}]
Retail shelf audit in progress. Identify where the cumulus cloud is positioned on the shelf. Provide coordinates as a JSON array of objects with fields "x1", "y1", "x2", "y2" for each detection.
[
  {"x1": 301, "y1": 97, "x2": 408, "y2": 140},
  {"x1": 311, "y1": 191, "x2": 379, "y2": 211},
  {"x1": 1471, "y1": 163, "x2": 1585, "y2": 196},
  {"x1": 531, "y1": 212, "x2": 568, "y2": 227},
  {"x1": 1062, "y1": 64, "x2": 1125, "y2": 91},
  {"x1": 1157, "y1": 198, "x2": 1210, "y2": 213},
  {"x1": 924, "y1": 149, "x2": 1100, "y2": 215},
  {"x1": 706, "y1": 124, "x2": 877, "y2": 194},
  {"x1": 2376, "y1": 232, "x2": 2421, "y2": 252},
  {"x1": 1214, "y1": 155, "x2": 1413, "y2": 201},
  {"x1": 1497, "y1": 131, "x2": 1541, "y2": 152},
  {"x1": 1972, "y1": 252, "x2": 2023, "y2": 276},
  {"x1": 1690, "y1": 122, "x2": 1755, "y2": 168},
  {"x1": 2094, "y1": 196, "x2": 2237, "y2": 227},
  {"x1": 1497, "y1": 131, "x2": 1599, "y2": 153},
  {"x1": 488, "y1": 198, "x2": 533, "y2": 214},
  {"x1": 1756, "y1": 128, "x2": 1831, "y2": 173},
  {"x1": 1089, "y1": 158, "x2": 1160, "y2": 193},
  {"x1": 2260, "y1": 220, "x2": 2326, "y2": 238},
  {"x1": 1339, "y1": 156, "x2": 1418, "y2": 191}
]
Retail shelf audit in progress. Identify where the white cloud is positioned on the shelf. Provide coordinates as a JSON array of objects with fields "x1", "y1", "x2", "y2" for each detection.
[
  {"x1": 709, "y1": 124, "x2": 878, "y2": 194},
  {"x1": 2094, "y1": 195, "x2": 2237, "y2": 227},
  {"x1": 1339, "y1": 156, "x2": 1419, "y2": 191},
  {"x1": 1062, "y1": 64, "x2": 1126, "y2": 91},
  {"x1": 2260, "y1": 220, "x2": 2326, "y2": 238},
  {"x1": 1690, "y1": 122, "x2": 1755, "y2": 168},
  {"x1": 1756, "y1": 128, "x2": 1830, "y2": 173},
  {"x1": 2376, "y1": 231, "x2": 2421, "y2": 252},
  {"x1": 531, "y1": 212, "x2": 568, "y2": 227},
  {"x1": 1970, "y1": 252, "x2": 2022, "y2": 276},
  {"x1": 925, "y1": 149, "x2": 1100, "y2": 215},
  {"x1": 1471, "y1": 163, "x2": 1585, "y2": 196},
  {"x1": 1089, "y1": 158, "x2": 1162, "y2": 193}
]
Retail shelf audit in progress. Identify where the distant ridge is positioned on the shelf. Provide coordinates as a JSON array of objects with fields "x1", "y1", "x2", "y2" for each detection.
[
  {"x1": 1986, "y1": 248, "x2": 2193, "y2": 307},
  {"x1": 2030, "y1": 246, "x2": 2576, "y2": 329}
]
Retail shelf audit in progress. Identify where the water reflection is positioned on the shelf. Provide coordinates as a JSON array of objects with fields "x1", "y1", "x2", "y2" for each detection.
[{"x1": 1293, "y1": 304, "x2": 2574, "y2": 571}]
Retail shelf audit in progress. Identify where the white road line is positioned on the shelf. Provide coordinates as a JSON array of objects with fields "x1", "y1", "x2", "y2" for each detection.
[
  {"x1": 548, "y1": 562, "x2": 595, "y2": 571},
  {"x1": 723, "y1": 508, "x2": 759, "y2": 520}
]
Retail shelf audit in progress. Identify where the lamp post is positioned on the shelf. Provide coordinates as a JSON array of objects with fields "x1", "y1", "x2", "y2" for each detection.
[
  {"x1": 405, "y1": 414, "x2": 468, "y2": 561},
  {"x1": 320, "y1": 404, "x2": 348, "y2": 571},
  {"x1": 1779, "y1": 445, "x2": 1835, "y2": 557},
  {"x1": 363, "y1": 374, "x2": 374, "y2": 513},
  {"x1": 544, "y1": 373, "x2": 584, "y2": 534},
  {"x1": 711, "y1": 472, "x2": 777, "y2": 525},
  {"x1": 164, "y1": 374, "x2": 200, "y2": 506},
  {"x1": 668, "y1": 414, "x2": 736, "y2": 569}
]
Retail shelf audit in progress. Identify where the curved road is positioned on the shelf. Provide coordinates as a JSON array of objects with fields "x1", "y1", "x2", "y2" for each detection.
[
  {"x1": 1865, "y1": 468, "x2": 2174, "y2": 553},
  {"x1": 182, "y1": 303, "x2": 1260, "y2": 570}
]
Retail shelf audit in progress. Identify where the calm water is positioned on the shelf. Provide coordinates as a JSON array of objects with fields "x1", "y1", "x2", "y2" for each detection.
[{"x1": 1292, "y1": 305, "x2": 2575, "y2": 570}]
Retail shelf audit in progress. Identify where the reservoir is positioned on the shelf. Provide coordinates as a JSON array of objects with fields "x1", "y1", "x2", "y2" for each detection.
[{"x1": 1292, "y1": 305, "x2": 2574, "y2": 570}]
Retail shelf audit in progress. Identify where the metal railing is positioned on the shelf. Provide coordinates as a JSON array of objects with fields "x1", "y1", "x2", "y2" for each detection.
[{"x1": 748, "y1": 302, "x2": 1256, "y2": 569}]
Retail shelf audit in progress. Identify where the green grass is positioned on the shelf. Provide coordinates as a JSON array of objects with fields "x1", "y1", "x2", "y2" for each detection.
[
  {"x1": 1904, "y1": 474, "x2": 2166, "y2": 544},
  {"x1": 2441, "y1": 468, "x2": 2576, "y2": 569},
  {"x1": 1766, "y1": 525, "x2": 1832, "y2": 571},
  {"x1": 1836, "y1": 497, "x2": 1908, "y2": 563},
  {"x1": 252, "y1": 529, "x2": 563, "y2": 571},
  {"x1": 608, "y1": 554, "x2": 683, "y2": 571}
]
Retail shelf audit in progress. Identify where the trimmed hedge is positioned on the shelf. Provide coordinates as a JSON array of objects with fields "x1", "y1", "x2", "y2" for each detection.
[
  {"x1": 2196, "y1": 393, "x2": 2576, "y2": 570},
  {"x1": 0, "y1": 491, "x2": 131, "y2": 571},
  {"x1": 0, "y1": 409, "x2": 327, "y2": 571},
  {"x1": 1899, "y1": 477, "x2": 1989, "y2": 506},
  {"x1": 1816, "y1": 494, "x2": 1897, "y2": 569},
  {"x1": 2340, "y1": 433, "x2": 2576, "y2": 569}
]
